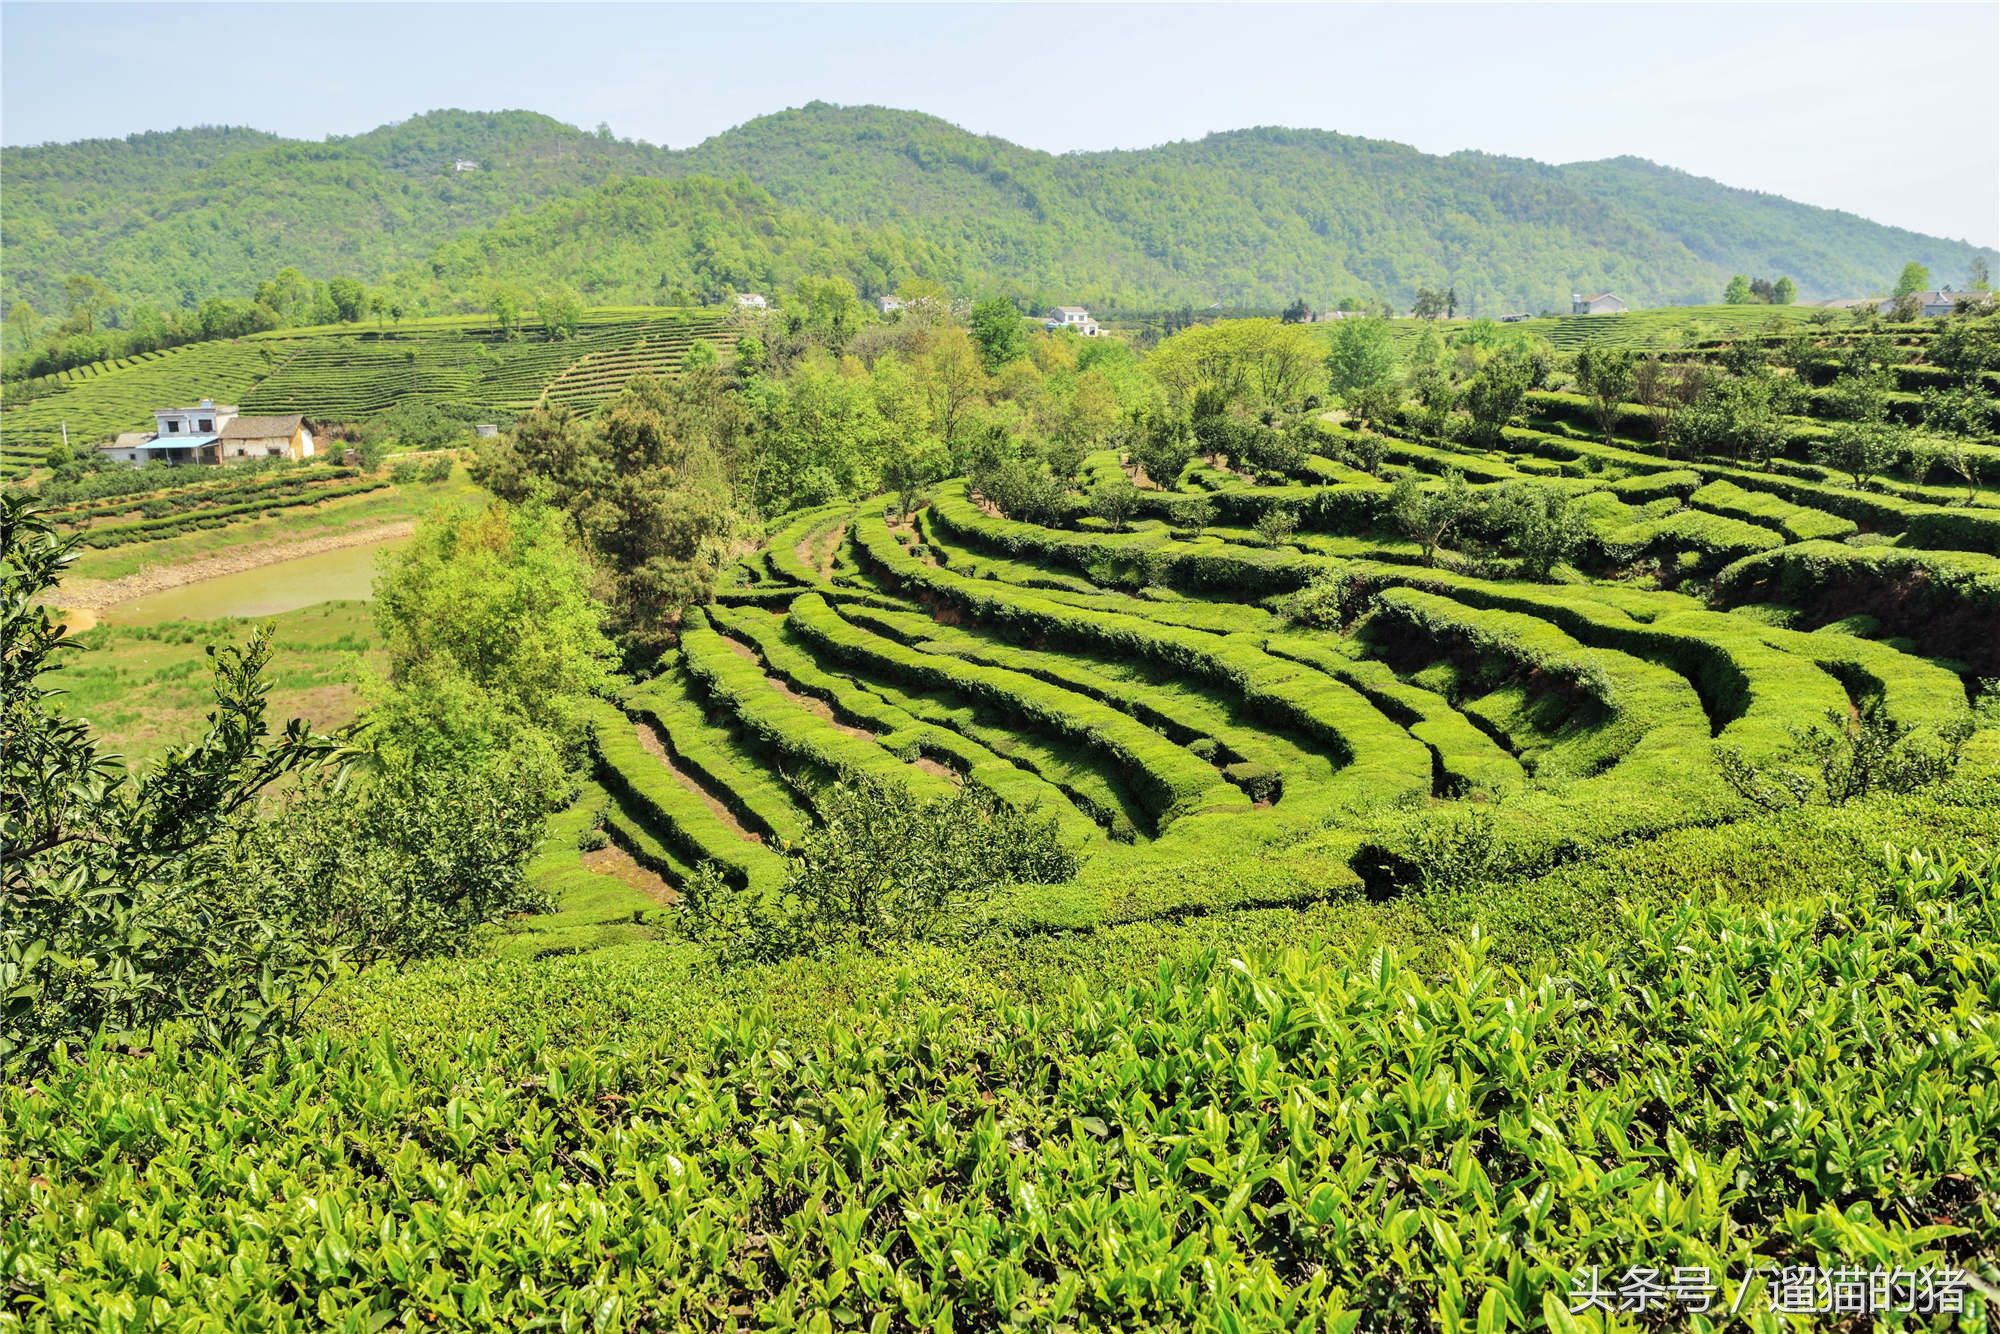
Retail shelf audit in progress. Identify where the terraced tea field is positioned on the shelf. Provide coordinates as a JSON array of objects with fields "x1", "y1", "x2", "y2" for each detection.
[
  {"x1": 0, "y1": 307, "x2": 733, "y2": 469},
  {"x1": 577, "y1": 384, "x2": 1997, "y2": 927}
]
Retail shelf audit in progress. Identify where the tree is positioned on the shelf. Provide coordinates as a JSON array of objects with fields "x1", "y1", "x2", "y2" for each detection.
[
  {"x1": 1253, "y1": 505, "x2": 1299, "y2": 547},
  {"x1": 1573, "y1": 346, "x2": 1637, "y2": 441},
  {"x1": 1388, "y1": 469, "x2": 1474, "y2": 566},
  {"x1": 1412, "y1": 288, "x2": 1448, "y2": 320},
  {"x1": 1462, "y1": 348, "x2": 1533, "y2": 446},
  {"x1": 969, "y1": 296, "x2": 1028, "y2": 371},
  {"x1": 475, "y1": 376, "x2": 735, "y2": 654},
  {"x1": 1147, "y1": 319, "x2": 1324, "y2": 417},
  {"x1": 1893, "y1": 262, "x2": 1932, "y2": 298},
  {"x1": 1723, "y1": 275, "x2": 1753, "y2": 305},
  {"x1": 540, "y1": 286, "x2": 585, "y2": 340},
  {"x1": 488, "y1": 285, "x2": 525, "y2": 339},
  {"x1": 1089, "y1": 478, "x2": 1141, "y2": 532},
  {"x1": 679, "y1": 782, "x2": 1075, "y2": 962},
  {"x1": 1281, "y1": 298, "x2": 1312, "y2": 324},
  {"x1": 1325, "y1": 317, "x2": 1400, "y2": 425},
  {"x1": 2, "y1": 497, "x2": 337, "y2": 1069},
  {"x1": 1489, "y1": 483, "x2": 1580, "y2": 580},
  {"x1": 1410, "y1": 364, "x2": 1458, "y2": 443},
  {"x1": 366, "y1": 501, "x2": 617, "y2": 770},
  {"x1": 1812, "y1": 421, "x2": 1899, "y2": 488},
  {"x1": 60, "y1": 273, "x2": 116, "y2": 333},
  {"x1": 1168, "y1": 492, "x2": 1215, "y2": 535},
  {"x1": 790, "y1": 275, "x2": 865, "y2": 356},
  {"x1": 1971, "y1": 257, "x2": 1992, "y2": 292},
  {"x1": 327, "y1": 276, "x2": 368, "y2": 323},
  {"x1": 1773, "y1": 276, "x2": 1797, "y2": 305},
  {"x1": 1446, "y1": 287, "x2": 1458, "y2": 319},
  {"x1": 1130, "y1": 411, "x2": 1197, "y2": 488}
]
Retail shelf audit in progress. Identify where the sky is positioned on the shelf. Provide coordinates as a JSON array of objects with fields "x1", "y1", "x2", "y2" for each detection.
[{"x1": 3, "y1": 2, "x2": 1996, "y2": 247}]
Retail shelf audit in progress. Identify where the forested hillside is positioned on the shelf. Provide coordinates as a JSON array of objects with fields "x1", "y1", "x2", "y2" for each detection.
[{"x1": 3, "y1": 103, "x2": 1993, "y2": 322}]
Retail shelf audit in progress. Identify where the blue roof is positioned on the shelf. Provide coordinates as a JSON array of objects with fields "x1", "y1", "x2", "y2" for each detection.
[{"x1": 125, "y1": 435, "x2": 218, "y2": 450}]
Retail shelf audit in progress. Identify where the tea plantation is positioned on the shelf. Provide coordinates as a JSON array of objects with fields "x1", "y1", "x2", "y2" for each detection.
[
  {"x1": 0, "y1": 307, "x2": 733, "y2": 471},
  {"x1": 6, "y1": 316, "x2": 2000, "y2": 1328}
]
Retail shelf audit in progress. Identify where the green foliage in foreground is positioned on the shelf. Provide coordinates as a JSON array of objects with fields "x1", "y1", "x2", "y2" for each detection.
[{"x1": 4, "y1": 846, "x2": 1994, "y2": 1328}]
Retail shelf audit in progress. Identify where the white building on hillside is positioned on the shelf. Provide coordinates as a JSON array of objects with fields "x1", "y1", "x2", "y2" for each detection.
[
  {"x1": 98, "y1": 399, "x2": 313, "y2": 467},
  {"x1": 735, "y1": 292, "x2": 768, "y2": 310},
  {"x1": 1571, "y1": 292, "x2": 1629, "y2": 315},
  {"x1": 1046, "y1": 305, "x2": 1101, "y2": 336}
]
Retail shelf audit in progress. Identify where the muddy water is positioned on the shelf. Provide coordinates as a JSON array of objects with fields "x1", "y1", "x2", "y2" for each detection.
[{"x1": 99, "y1": 536, "x2": 408, "y2": 627}]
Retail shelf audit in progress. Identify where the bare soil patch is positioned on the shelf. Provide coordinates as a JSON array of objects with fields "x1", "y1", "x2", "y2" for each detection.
[{"x1": 582, "y1": 844, "x2": 679, "y2": 904}]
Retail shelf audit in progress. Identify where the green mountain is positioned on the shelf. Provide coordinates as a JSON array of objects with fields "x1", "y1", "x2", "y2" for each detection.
[{"x1": 4, "y1": 103, "x2": 1991, "y2": 320}]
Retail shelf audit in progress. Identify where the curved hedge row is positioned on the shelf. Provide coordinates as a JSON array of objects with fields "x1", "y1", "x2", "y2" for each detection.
[
  {"x1": 1714, "y1": 541, "x2": 2000, "y2": 676},
  {"x1": 788, "y1": 593, "x2": 1248, "y2": 832},
  {"x1": 582, "y1": 698, "x2": 786, "y2": 894},
  {"x1": 855, "y1": 511, "x2": 1434, "y2": 815}
]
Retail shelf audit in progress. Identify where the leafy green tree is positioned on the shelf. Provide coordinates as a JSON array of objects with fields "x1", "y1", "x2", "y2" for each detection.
[
  {"x1": 1325, "y1": 317, "x2": 1400, "y2": 425},
  {"x1": 540, "y1": 286, "x2": 585, "y2": 340},
  {"x1": 327, "y1": 276, "x2": 368, "y2": 323},
  {"x1": 969, "y1": 296, "x2": 1028, "y2": 371},
  {"x1": 1148, "y1": 319, "x2": 1324, "y2": 416},
  {"x1": 1724, "y1": 275, "x2": 1752, "y2": 304},
  {"x1": 1812, "y1": 421, "x2": 1900, "y2": 488},
  {"x1": 488, "y1": 285, "x2": 526, "y2": 339},
  {"x1": 1573, "y1": 345, "x2": 1636, "y2": 441},
  {"x1": 1462, "y1": 348, "x2": 1533, "y2": 446},
  {"x1": 1411, "y1": 288, "x2": 1448, "y2": 319},
  {"x1": 788, "y1": 275, "x2": 866, "y2": 356},
  {"x1": 1388, "y1": 469, "x2": 1474, "y2": 566},
  {"x1": 1489, "y1": 483, "x2": 1580, "y2": 580},
  {"x1": 1088, "y1": 478, "x2": 1141, "y2": 532},
  {"x1": 1253, "y1": 504, "x2": 1299, "y2": 547},
  {"x1": 366, "y1": 500, "x2": 616, "y2": 771},
  {"x1": 1773, "y1": 276, "x2": 1797, "y2": 305},
  {"x1": 1130, "y1": 411, "x2": 1197, "y2": 487},
  {"x1": 1893, "y1": 262, "x2": 1931, "y2": 298},
  {"x1": 2, "y1": 498, "x2": 337, "y2": 1070},
  {"x1": 1921, "y1": 385, "x2": 1990, "y2": 438},
  {"x1": 60, "y1": 273, "x2": 116, "y2": 333},
  {"x1": 680, "y1": 782, "x2": 1075, "y2": 962},
  {"x1": 1168, "y1": 492, "x2": 1215, "y2": 535},
  {"x1": 1410, "y1": 365, "x2": 1458, "y2": 443}
]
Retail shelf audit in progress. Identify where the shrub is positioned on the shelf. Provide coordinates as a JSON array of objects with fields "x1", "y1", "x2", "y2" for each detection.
[{"x1": 679, "y1": 781, "x2": 1076, "y2": 961}]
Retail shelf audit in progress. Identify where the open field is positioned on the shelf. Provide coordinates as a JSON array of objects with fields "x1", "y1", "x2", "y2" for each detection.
[
  {"x1": 47, "y1": 600, "x2": 382, "y2": 764},
  {"x1": 0, "y1": 306, "x2": 734, "y2": 469}
]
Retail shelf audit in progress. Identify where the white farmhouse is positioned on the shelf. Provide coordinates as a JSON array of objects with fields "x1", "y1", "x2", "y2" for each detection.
[
  {"x1": 1571, "y1": 292, "x2": 1629, "y2": 315},
  {"x1": 97, "y1": 399, "x2": 313, "y2": 467},
  {"x1": 735, "y1": 292, "x2": 769, "y2": 310},
  {"x1": 1045, "y1": 306, "x2": 1101, "y2": 336}
]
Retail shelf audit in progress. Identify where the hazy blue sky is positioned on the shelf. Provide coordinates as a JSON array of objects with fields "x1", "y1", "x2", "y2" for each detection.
[{"x1": 4, "y1": 2, "x2": 1995, "y2": 246}]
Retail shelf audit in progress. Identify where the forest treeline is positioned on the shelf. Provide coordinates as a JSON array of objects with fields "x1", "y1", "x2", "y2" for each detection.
[{"x1": 5, "y1": 104, "x2": 1994, "y2": 336}]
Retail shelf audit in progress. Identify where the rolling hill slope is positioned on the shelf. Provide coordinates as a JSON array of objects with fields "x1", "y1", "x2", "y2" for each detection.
[{"x1": 3, "y1": 103, "x2": 1992, "y2": 318}]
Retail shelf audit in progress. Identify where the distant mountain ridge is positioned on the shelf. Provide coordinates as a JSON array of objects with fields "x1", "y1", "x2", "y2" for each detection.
[{"x1": 3, "y1": 103, "x2": 1991, "y2": 319}]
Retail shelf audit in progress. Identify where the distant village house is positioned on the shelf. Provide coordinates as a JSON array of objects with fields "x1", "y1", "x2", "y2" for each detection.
[
  {"x1": 735, "y1": 292, "x2": 768, "y2": 310},
  {"x1": 1046, "y1": 306, "x2": 1101, "y2": 336},
  {"x1": 875, "y1": 295, "x2": 906, "y2": 315},
  {"x1": 99, "y1": 400, "x2": 314, "y2": 467},
  {"x1": 1571, "y1": 293, "x2": 1628, "y2": 315},
  {"x1": 1878, "y1": 289, "x2": 1994, "y2": 317},
  {"x1": 452, "y1": 159, "x2": 479, "y2": 173}
]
